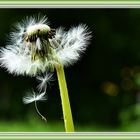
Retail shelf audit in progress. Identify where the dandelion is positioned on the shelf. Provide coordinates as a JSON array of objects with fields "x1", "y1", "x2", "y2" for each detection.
[{"x1": 0, "y1": 15, "x2": 91, "y2": 132}]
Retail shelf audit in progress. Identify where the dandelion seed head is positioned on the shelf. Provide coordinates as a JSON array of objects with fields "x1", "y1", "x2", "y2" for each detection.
[{"x1": 0, "y1": 15, "x2": 91, "y2": 76}]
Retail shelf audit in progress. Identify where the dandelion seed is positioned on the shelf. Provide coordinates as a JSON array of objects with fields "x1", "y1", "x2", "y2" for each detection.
[
  {"x1": 23, "y1": 91, "x2": 47, "y2": 121},
  {"x1": 36, "y1": 73, "x2": 53, "y2": 92},
  {"x1": 23, "y1": 90, "x2": 47, "y2": 104},
  {"x1": 0, "y1": 16, "x2": 91, "y2": 76}
]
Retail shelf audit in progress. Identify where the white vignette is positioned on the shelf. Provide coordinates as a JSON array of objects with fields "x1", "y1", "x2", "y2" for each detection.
[{"x1": 0, "y1": 1, "x2": 139, "y2": 139}]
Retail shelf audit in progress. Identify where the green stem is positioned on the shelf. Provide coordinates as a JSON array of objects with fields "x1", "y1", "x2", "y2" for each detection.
[{"x1": 55, "y1": 63, "x2": 74, "y2": 132}]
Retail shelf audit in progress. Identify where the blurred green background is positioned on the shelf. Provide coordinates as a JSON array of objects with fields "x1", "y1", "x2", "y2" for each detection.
[{"x1": 0, "y1": 8, "x2": 140, "y2": 132}]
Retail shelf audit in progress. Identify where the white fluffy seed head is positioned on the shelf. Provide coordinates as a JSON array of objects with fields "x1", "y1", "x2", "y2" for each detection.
[
  {"x1": 0, "y1": 15, "x2": 91, "y2": 76},
  {"x1": 23, "y1": 91, "x2": 47, "y2": 104}
]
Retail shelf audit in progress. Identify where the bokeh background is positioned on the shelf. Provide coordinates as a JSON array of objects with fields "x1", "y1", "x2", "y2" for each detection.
[{"x1": 0, "y1": 8, "x2": 140, "y2": 131}]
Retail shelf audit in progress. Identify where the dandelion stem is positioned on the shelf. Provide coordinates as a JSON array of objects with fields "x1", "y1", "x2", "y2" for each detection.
[{"x1": 55, "y1": 63, "x2": 74, "y2": 132}]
